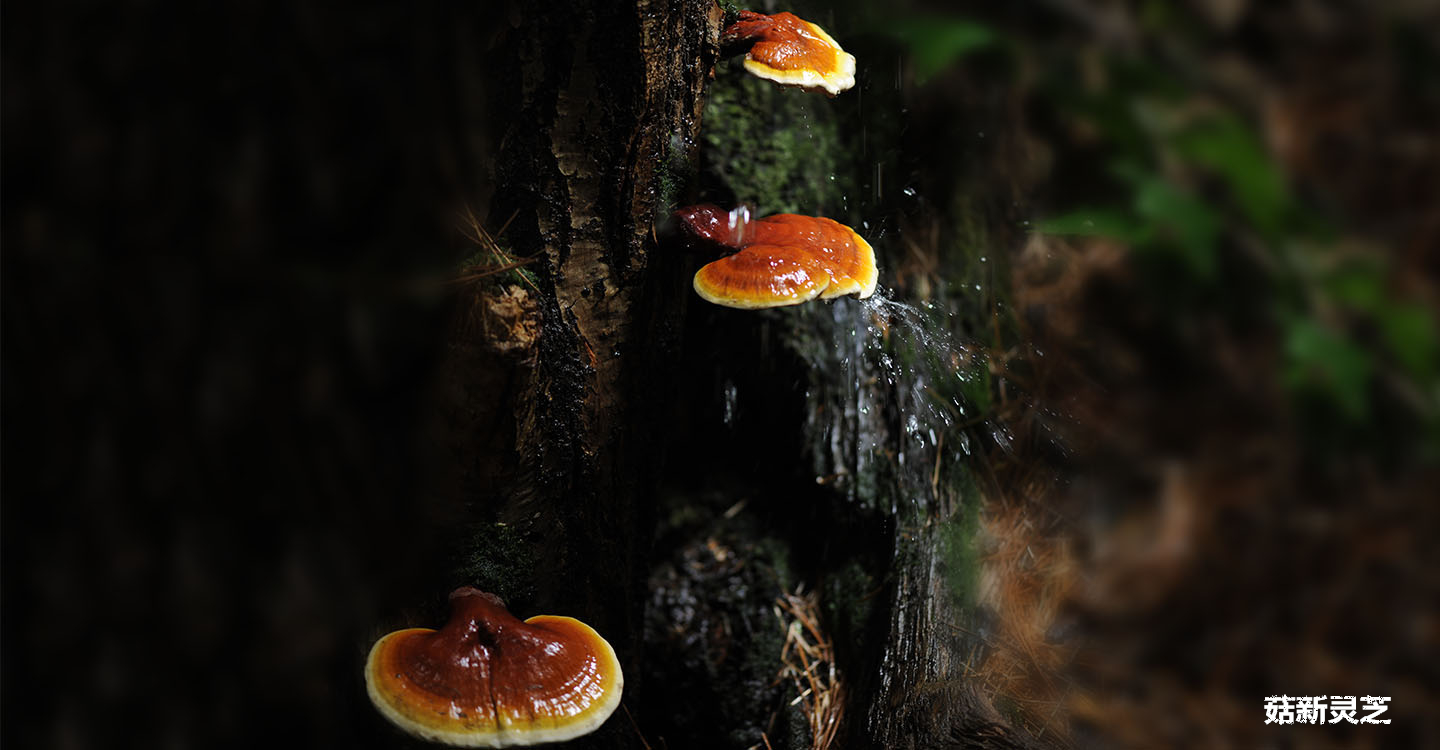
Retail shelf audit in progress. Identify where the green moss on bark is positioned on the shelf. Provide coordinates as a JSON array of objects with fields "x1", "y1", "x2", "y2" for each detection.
[
  {"x1": 700, "y1": 66, "x2": 846, "y2": 216},
  {"x1": 454, "y1": 521, "x2": 538, "y2": 605}
]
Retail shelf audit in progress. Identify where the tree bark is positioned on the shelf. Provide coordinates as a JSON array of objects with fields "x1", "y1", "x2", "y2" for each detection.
[
  {"x1": 785, "y1": 304, "x2": 1055, "y2": 750},
  {"x1": 441, "y1": 1, "x2": 718, "y2": 746}
]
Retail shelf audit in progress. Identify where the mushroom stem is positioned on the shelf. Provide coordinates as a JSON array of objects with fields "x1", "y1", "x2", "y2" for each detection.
[
  {"x1": 674, "y1": 204, "x2": 756, "y2": 252},
  {"x1": 427, "y1": 587, "x2": 514, "y2": 652},
  {"x1": 720, "y1": 9, "x2": 776, "y2": 47}
]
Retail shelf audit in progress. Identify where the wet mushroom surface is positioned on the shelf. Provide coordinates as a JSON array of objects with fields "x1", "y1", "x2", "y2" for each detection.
[
  {"x1": 676, "y1": 205, "x2": 878, "y2": 309},
  {"x1": 721, "y1": 10, "x2": 856, "y2": 96},
  {"x1": 366, "y1": 588, "x2": 623, "y2": 747}
]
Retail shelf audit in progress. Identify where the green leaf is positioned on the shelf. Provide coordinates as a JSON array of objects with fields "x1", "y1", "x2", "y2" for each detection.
[
  {"x1": 1284, "y1": 317, "x2": 1374, "y2": 420},
  {"x1": 1326, "y1": 265, "x2": 1386, "y2": 311},
  {"x1": 1130, "y1": 174, "x2": 1222, "y2": 280},
  {"x1": 1378, "y1": 302, "x2": 1440, "y2": 382},
  {"x1": 1173, "y1": 116, "x2": 1290, "y2": 238},
  {"x1": 1034, "y1": 209, "x2": 1145, "y2": 242},
  {"x1": 887, "y1": 18, "x2": 996, "y2": 84},
  {"x1": 1323, "y1": 263, "x2": 1439, "y2": 381}
]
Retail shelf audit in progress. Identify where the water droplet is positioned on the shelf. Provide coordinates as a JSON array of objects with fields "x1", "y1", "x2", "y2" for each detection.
[{"x1": 724, "y1": 205, "x2": 752, "y2": 245}]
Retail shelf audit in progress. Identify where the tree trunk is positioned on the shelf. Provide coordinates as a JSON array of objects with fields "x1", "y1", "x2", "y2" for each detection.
[
  {"x1": 440, "y1": 1, "x2": 718, "y2": 746},
  {"x1": 779, "y1": 303, "x2": 1055, "y2": 750},
  {"x1": 443, "y1": 3, "x2": 1052, "y2": 749}
]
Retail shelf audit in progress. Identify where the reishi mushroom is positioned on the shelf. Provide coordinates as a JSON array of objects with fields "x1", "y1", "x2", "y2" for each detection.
[
  {"x1": 721, "y1": 10, "x2": 856, "y2": 96},
  {"x1": 676, "y1": 204, "x2": 878, "y2": 309},
  {"x1": 366, "y1": 587, "x2": 623, "y2": 747}
]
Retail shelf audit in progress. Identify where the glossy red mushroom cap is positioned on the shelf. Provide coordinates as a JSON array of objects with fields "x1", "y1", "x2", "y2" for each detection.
[
  {"x1": 722, "y1": 10, "x2": 856, "y2": 96},
  {"x1": 678, "y1": 205, "x2": 878, "y2": 309},
  {"x1": 365, "y1": 587, "x2": 623, "y2": 747}
]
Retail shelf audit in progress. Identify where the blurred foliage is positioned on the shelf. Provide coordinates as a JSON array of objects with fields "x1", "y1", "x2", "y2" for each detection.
[
  {"x1": 858, "y1": 3, "x2": 1440, "y2": 744},
  {"x1": 881, "y1": 16, "x2": 996, "y2": 85},
  {"x1": 873, "y1": 6, "x2": 1440, "y2": 455}
]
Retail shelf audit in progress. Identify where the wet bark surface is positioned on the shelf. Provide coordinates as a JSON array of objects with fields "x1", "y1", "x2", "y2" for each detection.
[
  {"x1": 437, "y1": 1, "x2": 719, "y2": 748},
  {"x1": 783, "y1": 304, "x2": 1054, "y2": 750},
  {"x1": 477, "y1": 0, "x2": 716, "y2": 608}
]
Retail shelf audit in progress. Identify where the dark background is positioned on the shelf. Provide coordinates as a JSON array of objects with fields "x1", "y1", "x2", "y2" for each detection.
[{"x1": 3, "y1": 2, "x2": 511, "y2": 746}]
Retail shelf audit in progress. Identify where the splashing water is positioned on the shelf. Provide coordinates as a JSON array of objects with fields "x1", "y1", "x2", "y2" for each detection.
[
  {"x1": 793, "y1": 286, "x2": 1020, "y2": 514},
  {"x1": 866, "y1": 291, "x2": 1014, "y2": 470}
]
